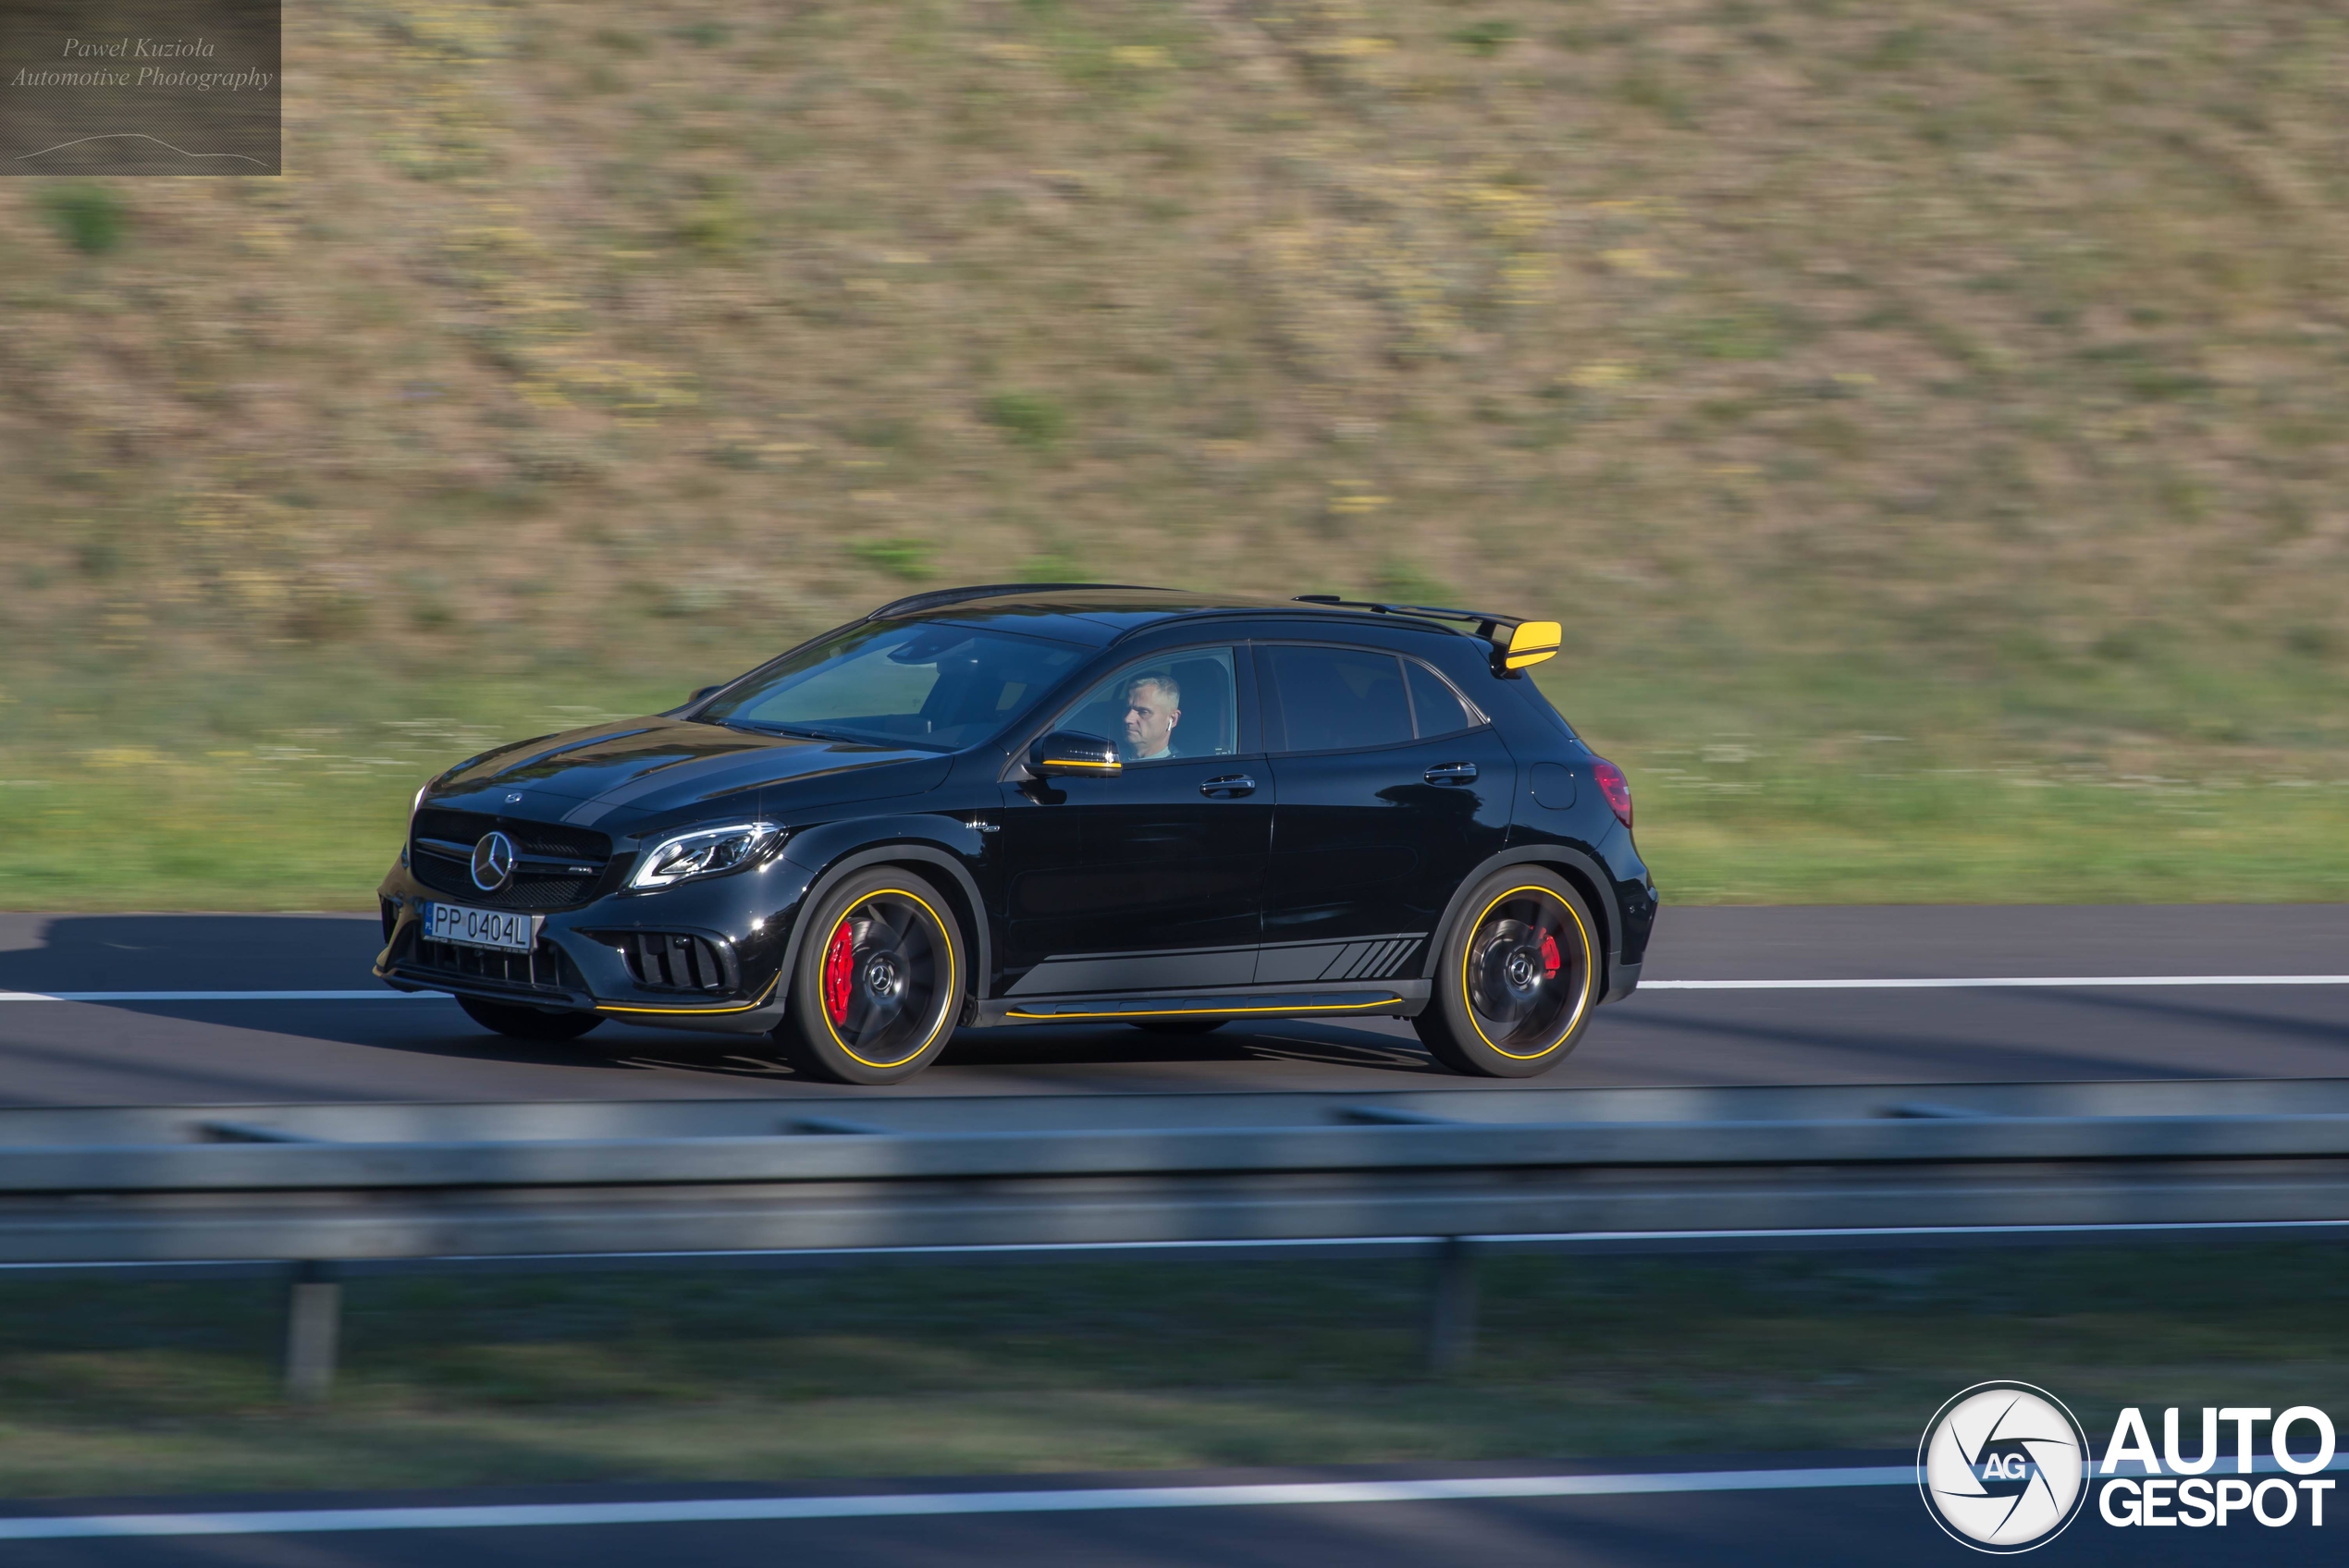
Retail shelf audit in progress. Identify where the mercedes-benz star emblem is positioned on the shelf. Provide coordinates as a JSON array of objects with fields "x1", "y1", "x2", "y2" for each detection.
[{"x1": 470, "y1": 831, "x2": 517, "y2": 893}]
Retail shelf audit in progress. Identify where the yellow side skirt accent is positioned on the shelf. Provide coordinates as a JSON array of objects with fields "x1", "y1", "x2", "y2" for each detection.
[{"x1": 1005, "y1": 998, "x2": 1396, "y2": 1023}]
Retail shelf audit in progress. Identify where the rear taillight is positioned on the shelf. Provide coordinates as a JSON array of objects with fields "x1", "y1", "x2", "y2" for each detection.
[{"x1": 1591, "y1": 758, "x2": 1633, "y2": 828}]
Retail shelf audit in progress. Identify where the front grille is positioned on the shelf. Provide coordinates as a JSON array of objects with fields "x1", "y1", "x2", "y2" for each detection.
[
  {"x1": 390, "y1": 922, "x2": 586, "y2": 995},
  {"x1": 410, "y1": 808, "x2": 615, "y2": 913},
  {"x1": 585, "y1": 930, "x2": 738, "y2": 994}
]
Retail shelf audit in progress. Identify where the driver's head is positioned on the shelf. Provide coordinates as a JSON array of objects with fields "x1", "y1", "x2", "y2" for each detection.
[{"x1": 1118, "y1": 672, "x2": 1181, "y2": 760}]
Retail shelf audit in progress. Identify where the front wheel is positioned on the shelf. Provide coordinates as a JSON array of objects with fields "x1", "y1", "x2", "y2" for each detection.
[
  {"x1": 457, "y1": 995, "x2": 606, "y2": 1041},
  {"x1": 1413, "y1": 869, "x2": 1598, "y2": 1078},
  {"x1": 775, "y1": 869, "x2": 965, "y2": 1084}
]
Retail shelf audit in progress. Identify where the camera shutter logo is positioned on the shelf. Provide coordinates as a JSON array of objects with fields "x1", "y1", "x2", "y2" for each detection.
[
  {"x1": 1919, "y1": 1383, "x2": 2091, "y2": 1552},
  {"x1": 470, "y1": 831, "x2": 517, "y2": 893}
]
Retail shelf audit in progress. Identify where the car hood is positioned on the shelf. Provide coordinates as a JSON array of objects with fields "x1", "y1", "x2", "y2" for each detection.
[{"x1": 425, "y1": 717, "x2": 953, "y2": 832}]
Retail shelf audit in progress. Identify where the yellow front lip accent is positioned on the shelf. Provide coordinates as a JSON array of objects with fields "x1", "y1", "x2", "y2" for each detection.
[{"x1": 596, "y1": 970, "x2": 783, "y2": 1016}]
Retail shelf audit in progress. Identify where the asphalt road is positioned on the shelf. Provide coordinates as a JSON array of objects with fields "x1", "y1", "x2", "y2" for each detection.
[
  {"x1": 1, "y1": 1461, "x2": 2331, "y2": 1567},
  {"x1": 2, "y1": 906, "x2": 2346, "y2": 1105}
]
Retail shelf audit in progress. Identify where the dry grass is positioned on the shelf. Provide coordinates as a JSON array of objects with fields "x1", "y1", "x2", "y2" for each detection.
[{"x1": 5, "y1": 1, "x2": 2349, "y2": 905}]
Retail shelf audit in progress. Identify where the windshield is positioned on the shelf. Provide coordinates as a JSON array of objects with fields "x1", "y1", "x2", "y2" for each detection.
[{"x1": 696, "y1": 621, "x2": 1089, "y2": 752}]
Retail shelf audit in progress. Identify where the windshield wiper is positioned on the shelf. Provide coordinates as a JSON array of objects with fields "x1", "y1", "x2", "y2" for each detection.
[{"x1": 723, "y1": 719, "x2": 847, "y2": 742}]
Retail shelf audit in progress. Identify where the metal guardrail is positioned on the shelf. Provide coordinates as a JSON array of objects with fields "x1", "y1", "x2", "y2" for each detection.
[{"x1": 3, "y1": 1078, "x2": 2345, "y2": 1397}]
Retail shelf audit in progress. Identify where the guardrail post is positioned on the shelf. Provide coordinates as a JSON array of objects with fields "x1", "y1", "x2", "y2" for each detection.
[
  {"x1": 1425, "y1": 1237, "x2": 1478, "y2": 1373},
  {"x1": 282, "y1": 1261, "x2": 341, "y2": 1403}
]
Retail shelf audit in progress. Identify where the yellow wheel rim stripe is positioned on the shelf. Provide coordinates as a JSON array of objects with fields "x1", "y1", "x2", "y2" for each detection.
[
  {"x1": 823, "y1": 888, "x2": 959, "y2": 1070},
  {"x1": 1460, "y1": 885, "x2": 1593, "y2": 1060}
]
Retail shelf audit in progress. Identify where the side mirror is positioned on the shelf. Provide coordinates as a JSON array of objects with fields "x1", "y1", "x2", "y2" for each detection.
[
  {"x1": 688, "y1": 684, "x2": 722, "y2": 704},
  {"x1": 1027, "y1": 730, "x2": 1122, "y2": 778}
]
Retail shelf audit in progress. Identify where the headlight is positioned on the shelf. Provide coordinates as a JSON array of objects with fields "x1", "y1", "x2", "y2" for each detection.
[{"x1": 628, "y1": 822, "x2": 784, "y2": 891}]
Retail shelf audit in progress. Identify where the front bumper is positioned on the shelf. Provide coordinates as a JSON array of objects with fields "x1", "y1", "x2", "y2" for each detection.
[{"x1": 375, "y1": 854, "x2": 815, "y2": 1033}]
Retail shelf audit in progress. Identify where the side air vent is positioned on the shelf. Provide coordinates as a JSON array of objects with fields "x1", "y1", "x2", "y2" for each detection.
[{"x1": 588, "y1": 931, "x2": 739, "y2": 995}]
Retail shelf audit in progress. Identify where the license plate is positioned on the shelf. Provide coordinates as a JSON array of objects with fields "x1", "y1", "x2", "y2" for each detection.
[{"x1": 421, "y1": 902, "x2": 539, "y2": 952}]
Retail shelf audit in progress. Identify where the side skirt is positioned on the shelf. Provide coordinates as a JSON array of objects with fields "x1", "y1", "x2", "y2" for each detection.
[{"x1": 974, "y1": 981, "x2": 1429, "y2": 1027}]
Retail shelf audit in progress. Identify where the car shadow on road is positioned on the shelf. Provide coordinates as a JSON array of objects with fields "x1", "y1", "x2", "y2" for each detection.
[
  {"x1": 0, "y1": 913, "x2": 1447, "y2": 1084},
  {"x1": 0, "y1": 912, "x2": 390, "y2": 994},
  {"x1": 940, "y1": 1021, "x2": 1439, "y2": 1074}
]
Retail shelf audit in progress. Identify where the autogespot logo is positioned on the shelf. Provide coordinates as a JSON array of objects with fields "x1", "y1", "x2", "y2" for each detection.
[
  {"x1": 1921, "y1": 1386, "x2": 2341, "y2": 1550},
  {"x1": 1919, "y1": 1382, "x2": 2091, "y2": 1552}
]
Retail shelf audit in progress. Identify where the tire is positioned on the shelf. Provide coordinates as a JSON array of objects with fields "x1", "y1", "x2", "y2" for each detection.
[
  {"x1": 1413, "y1": 869, "x2": 1599, "y2": 1078},
  {"x1": 457, "y1": 995, "x2": 606, "y2": 1042},
  {"x1": 1133, "y1": 1018, "x2": 1227, "y2": 1035},
  {"x1": 775, "y1": 868, "x2": 966, "y2": 1085}
]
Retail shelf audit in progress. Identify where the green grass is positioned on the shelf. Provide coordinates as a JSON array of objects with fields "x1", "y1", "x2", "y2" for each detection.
[
  {"x1": 4, "y1": 651, "x2": 2348, "y2": 910},
  {"x1": 34, "y1": 186, "x2": 125, "y2": 256},
  {"x1": 5, "y1": 0, "x2": 2349, "y2": 910},
  {"x1": 0, "y1": 668, "x2": 683, "y2": 912},
  {"x1": 0, "y1": 1247, "x2": 2338, "y2": 1498}
]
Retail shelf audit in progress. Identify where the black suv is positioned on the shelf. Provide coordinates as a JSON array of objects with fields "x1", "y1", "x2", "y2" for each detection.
[{"x1": 376, "y1": 586, "x2": 1656, "y2": 1082}]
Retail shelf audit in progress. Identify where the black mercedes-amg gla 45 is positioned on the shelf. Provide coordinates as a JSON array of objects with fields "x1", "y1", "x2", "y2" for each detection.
[{"x1": 376, "y1": 586, "x2": 1657, "y2": 1083}]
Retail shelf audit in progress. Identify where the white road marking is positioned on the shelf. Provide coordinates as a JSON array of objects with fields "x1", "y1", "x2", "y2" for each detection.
[
  {"x1": 6, "y1": 976, "x2": 2348, "y2": 1004},
  {"x1": 1642, "y1": 974, "x2": 2349, "y2": 990},
  {"x1": 0, "y1": 991, "x2": 444, "y2": 1003},
  {"x1": 0, "y1": 1465, "x2": 1918, "y2": 1539}
]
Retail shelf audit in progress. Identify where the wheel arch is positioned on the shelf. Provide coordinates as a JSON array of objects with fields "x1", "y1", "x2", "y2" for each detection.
[
  {"x1": 1420, "y1": 844, "x2": 1620, "y2": 992},
  {"x1": 778, "y1": 842, "x2": 992, "y2": 1014}
]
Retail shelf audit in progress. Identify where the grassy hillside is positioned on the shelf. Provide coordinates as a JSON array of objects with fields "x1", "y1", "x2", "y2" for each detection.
[{"x1": 5, "y1": 0, "x2": 2349, "y2": 908}]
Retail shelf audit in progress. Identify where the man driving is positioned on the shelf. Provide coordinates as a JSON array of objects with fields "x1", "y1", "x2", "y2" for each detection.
[{"x1": 1117, "y1": 671, "x2": 1182, "y2": 762}]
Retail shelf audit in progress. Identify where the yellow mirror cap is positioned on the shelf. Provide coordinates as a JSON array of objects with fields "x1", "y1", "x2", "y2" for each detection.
[{"x1": 1505, "y1": 620, "x2": 1561, "y2": 668}]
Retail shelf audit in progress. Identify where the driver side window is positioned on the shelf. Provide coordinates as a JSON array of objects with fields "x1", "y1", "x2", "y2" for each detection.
[{"x1": 1052, "y1": 647, "x2": 1240, "y2": 764}]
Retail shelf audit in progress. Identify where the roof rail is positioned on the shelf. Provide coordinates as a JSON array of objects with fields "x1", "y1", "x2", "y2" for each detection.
[
  {"x1": 865, "y1": 583, "x2": 1163, "y2": 620},
  {"x1": 1291, "y1": 596, "x2": 1559, "y2": 676}
]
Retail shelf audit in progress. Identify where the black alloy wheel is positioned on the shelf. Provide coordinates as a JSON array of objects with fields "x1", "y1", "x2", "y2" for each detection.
[
  {"x1": 1413, "y1": 868, "x2": 1597, "y2": 1078},
  {"x1": 776, "y1": 868, "x2": 965, "y2": 1084},
  {"x1": 456, "y1": 995, "x2": 606, "y2": 1042}
]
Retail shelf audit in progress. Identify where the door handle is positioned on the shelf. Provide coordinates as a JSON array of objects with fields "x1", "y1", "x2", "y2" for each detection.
[
  {"x1": 1200, "y1": 775, "x2": 1257, "y2": 798},
  {"x1": 1424, "y1": 762, "x2": 1480, "y2": 785}
]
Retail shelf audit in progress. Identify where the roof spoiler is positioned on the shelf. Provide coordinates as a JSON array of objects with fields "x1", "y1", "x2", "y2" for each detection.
[
  {"x1": 866, "y1": 583, "x2": 1163, "y2": 620},
  {"x1": 1292, "y1": 596, "x2": 1560, "y2": 676}
]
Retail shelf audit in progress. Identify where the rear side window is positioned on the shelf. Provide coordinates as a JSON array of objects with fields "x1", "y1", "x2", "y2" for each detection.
[
  {"x1": 1261, "y1": 645, "x2": 1414, "y2": 753},
  {"x1": 1404, "y1": 659, "x2": 1477, "y2": 740}
]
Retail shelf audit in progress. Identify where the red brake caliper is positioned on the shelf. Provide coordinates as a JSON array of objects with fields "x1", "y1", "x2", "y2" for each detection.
[
  {"x1": 1539, "y1": 931, "x2": 1562, "y2": 980},
  {"x1": 821, "y1": 919, "x2": 855, "y2": 1025}
]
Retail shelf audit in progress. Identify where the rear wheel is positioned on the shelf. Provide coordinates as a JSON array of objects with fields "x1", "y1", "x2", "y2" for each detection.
[
  {"x1": 775, "y1": 869, "x2": 965, "y2": 1084},
  {"x1": 1413, "y1": 869, "x2": 1597, "y2": 1078},
  {"x1": 457, "y1": 995, "x2": 605, "y2": 1042}
]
